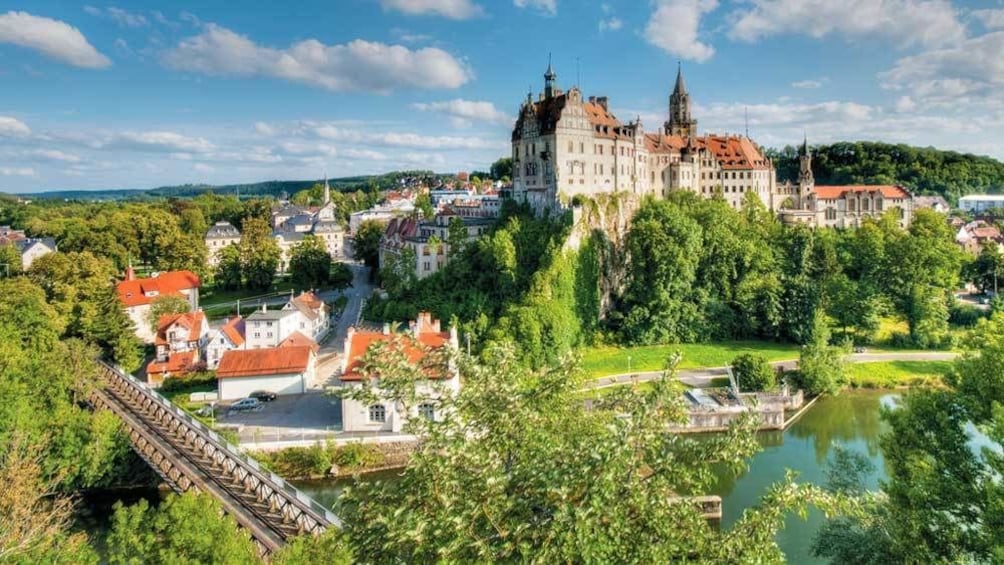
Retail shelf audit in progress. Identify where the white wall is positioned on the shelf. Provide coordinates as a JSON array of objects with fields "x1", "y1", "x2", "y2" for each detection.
[{"x1": 218, "y1": 373, "x2": 305, "y2": 400}]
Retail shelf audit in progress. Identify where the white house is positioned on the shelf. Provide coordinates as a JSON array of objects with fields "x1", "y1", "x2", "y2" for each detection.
[
  {"x1": 146, "y1": 311, "x2": 209, "y2": 387},
  {"x1": 116, "y1": 269, "x2": 201, "y2": 343},
  {"x1": 245, "y1": 306, "x2": 302, "y2": 349},
  {"x1": 216, "y1": 345, "x2": 316, "y2": 400},
  {"x1": 339, "y1": 313, "x2": 460, "y2": 433},
  {"x1": 204, "y1": 221, "x2": 241, "y2": 267},
  {"x1": 205, "y1": 316, "x2": 246, "y2": 370},
  {"x1": 284, "y1": 291, "x2": 330, "y2": 342}
]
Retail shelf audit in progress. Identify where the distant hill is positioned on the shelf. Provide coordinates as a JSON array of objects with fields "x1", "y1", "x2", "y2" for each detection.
[
  {"x1": 768, "y1": 141, "x2": 1004, "y2": 203},
  {"x1": 20, "y1": 170, "x2": 453, "y2": 201}
]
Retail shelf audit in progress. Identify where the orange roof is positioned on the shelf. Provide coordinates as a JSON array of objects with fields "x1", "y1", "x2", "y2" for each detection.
[
  {"x1": 815, "y1": 185, "x2": 910, "y2": 200},
  {"x1": 117, "y1": 271, "x2": 200, "y2": 308},
  {"x1": 342, "y1": 330, "x2": 451, "y2": 381},
  {"x1": 147, "y1": 351, "x2": 199, "y2": 376},
  {"x1": 220, "y1": 316, "x2": 245, "y2": 347},
  {"x1": 279, "y1": 330, "x2": 319, "y2": 353},
  {"x1": 154, "y1": 311, "x2": 205, "y2": 346},
  {"x1": 217, "y1": 346, "x2": 313, "y2": 379},
  {"x1": 972, "y1": 226, "x2": 1002, "y2": 239}
]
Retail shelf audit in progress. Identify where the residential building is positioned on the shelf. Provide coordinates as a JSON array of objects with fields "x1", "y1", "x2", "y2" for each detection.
[
  {"x1": 509, "y1": 62, "x2": 914, "y2": 228},
  {"x1": 206, "y1": 316, "x2": 246, "y2": 370},
  {"x1": 284, "y1": 291, "x2": 330, "y2": 342},
  {"x1": 204, "y1": 221, "x2": 241, "y2": 267},
  {"x1": 272, "y1": 179, "x2": 345, "y2": 271},
  {"x1": 956, "y1": 221, "x2": 1003, "y2": 254},
  {"x1": 116, "y1": 269, "x2": 200, "y2": 343},
  {"x1": 339, "y1": 313, "x2": 460, "y2": 433},
  {"x1": 379, "y1": 209, "x2": 492, "y2": 280},
  {"x1": 216, "y1": 345, "x2": 316, "y2": 400},
  {"x1": 915, "y1": 195, "x2": 951, "y2": 213},
  {"x1": 0, "y1": 226, "x2": 56, "y2": 270},
  {"x1": 146, "y1": 311, "x2": 209, "y2": 386},
  {"x1": 348, "y1": 197, "x2": 416, "y2": 234},
  {"x1": 244, "y1": 292, "x2": 329, "y2": 349},
  {"x1": 960, "y1": 195, "x2": 1004, "y2": 213}
]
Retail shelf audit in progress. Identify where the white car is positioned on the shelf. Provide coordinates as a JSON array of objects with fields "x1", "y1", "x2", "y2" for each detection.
[{"x1": 227, "y1": 398, "x2": 261, "y2": 414}]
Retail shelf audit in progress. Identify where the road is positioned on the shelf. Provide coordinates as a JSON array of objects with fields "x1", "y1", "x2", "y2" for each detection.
[
  {"x1": 312, "y1": 262, "x2": 372, "y2": 389},
  {"x1": 585, "y1": 351, "x2": 960, "y2": 390}
]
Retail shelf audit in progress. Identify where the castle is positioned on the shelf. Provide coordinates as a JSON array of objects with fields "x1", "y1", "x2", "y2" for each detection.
[{"x1": 510, "y1": 63, "x2": 913, "y2": 228}]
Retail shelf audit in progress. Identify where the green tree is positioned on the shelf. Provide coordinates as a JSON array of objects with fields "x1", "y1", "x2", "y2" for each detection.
[
  {"x1": 214, "y1": 243, "x2": 243, "y2": 290},
  {"x1": 489, "y1": 156, "x2": 512, "y2": 180},
  {"x1": 145, "y1": 294, "x2": 192, "y2": 333},
  {"x1": 106, "y1": 492, "x2": 259, "y2": 565},
  {"x1": 353, "y1": 220, "x2": 385, "y2": 274},
  {"x1": 967, "y1": 244, "x2": 1004, "y2": 294},
  {"x1": 414, "y1": 193, "x2": 434, "y2": 219},
  {"x1": 797, "y1": 311, "x2": 847, "y2": 395},
  {"x1": 338, "y1": 339, "x2": 844, "y2": 562},
  {"x1": 732, "y1": 353, "x2": 777, "y2": 392},
  {"x1": 289, "y1": 235, "x2": 332, "y2": 289},
  {"x1": 240, "y1": 216, "x2": 281, "y2": 290},
  {"x1": 329, "y1": 262, "x2": 353, "y2": 290},
  {"x1": 272, "y1": 530, "x2": 353, "y2": 565},
  {"x1": 0, "y1": 244, "x2": 21, "y2": 276}
]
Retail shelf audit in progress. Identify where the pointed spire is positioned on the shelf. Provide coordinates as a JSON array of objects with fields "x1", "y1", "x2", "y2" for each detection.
[
  {"x1": 544, "y1": 52, "x2": 556, "y2": 80},
  {"x1": 801, "y1": 133, "x2": 810, "y2": 156},
  {"x1": 674, "y1": 61, "x2": 687, "y2": 95},
  {"x1": 323, "y1": 169, "x2": 331, "y2": 204},
  {"x1": 543, "y1": 53, "x2": 557, "y2": 98}
]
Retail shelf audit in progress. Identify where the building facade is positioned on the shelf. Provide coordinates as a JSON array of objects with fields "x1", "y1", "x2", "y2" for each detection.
[
  {"x1": 205, "y1": 221, "x2": 241, "y2": 267},
  {"x1": 116, "y1": 269, "x2": 200, "y2": 343},
  {"x1": 379, "y1": 210, "x2": 493, "y2": 280},
  {"x1": 272, "y1": 179, "x2": 345, "y2": 271}
]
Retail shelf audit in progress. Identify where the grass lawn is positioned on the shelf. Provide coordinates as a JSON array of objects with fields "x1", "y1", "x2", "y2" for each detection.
[
  {"x1": 845, "y1": 360, "x2": 952, "y2": 389},
  {"x1": 200, "y1": 279, "x2": 298, "y2": 307},
  {"x1": 579, "y1": 340, "x2": 801, "y2": 378}
]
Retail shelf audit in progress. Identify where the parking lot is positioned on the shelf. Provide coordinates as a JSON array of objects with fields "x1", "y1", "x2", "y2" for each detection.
[{"x1": 219, "y1": 392, "x2": 342, "y2": 432}]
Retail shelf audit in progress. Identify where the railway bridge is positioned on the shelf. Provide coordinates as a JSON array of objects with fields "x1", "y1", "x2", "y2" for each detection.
[{"x1": 91, "y1": 361, "x2": 340, "y2": 556}]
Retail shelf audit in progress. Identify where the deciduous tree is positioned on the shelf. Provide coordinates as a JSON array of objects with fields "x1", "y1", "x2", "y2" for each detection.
[{"x1": 289, "y1": 235, "x2": 331, "y2": 289}]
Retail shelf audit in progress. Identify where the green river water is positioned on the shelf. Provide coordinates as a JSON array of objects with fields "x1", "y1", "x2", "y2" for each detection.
[{"x1": 294, "y1": 390, "x2": 897, "y2": 563}]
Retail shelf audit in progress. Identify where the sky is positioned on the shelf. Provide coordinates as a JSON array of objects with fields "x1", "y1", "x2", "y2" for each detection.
[{"x1": 1, "y1": 0, "x2": 1003, "y2": 193}]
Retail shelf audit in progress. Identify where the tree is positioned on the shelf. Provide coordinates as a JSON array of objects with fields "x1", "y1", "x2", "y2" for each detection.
[
  {"x1": 289, "y1": 235, "x2": 331, "y2": 289},
  {"x1": 337, "y1": 339, "x2": 842, "y2": 562},
  {"x1": 0, "y1": 244, "x2": 21, "y2": 276},
  {"x1": 145, "y1": 294, "x2": 192, "y2": 333},
  {"x1": 446, "y1": 216, "x2": 469, "y2": 257},
  {"x1": 92, "y1": 286, "x2": 144, "y2": 373},
  {"x1": 414, "y1": 192, "x2": 434, "y2": 220},
  {"x1": 214, "y1": 243, "x2": 243, "y2": 290},
  {"x1": 329, "y1": 263, "x2": 353, "y2": 290},
  {"x1": 240, "y1": 216, "x2": 281, "y2": 290},
  {"x1": 353, "y1": 220, "x2": 385, "y2": 274},
  {"x1": 796, "y1": 311, "x2": 847, "y2": 395},
  {"x1": 272, "y1": 530, "x2": 353, "y2": 565},
  {"x1": 732, "y1": 353, "x2": 777, "y2": 392},
  {"x1": 106, "y1": 491, "x2": 259, "y2": 565},
  {"x1": 379, "y1": 246, "x2": 417, "y2": 295},
  {"x1": 968, "y1": 244, "x2": 1004, "y2": 294},
  {"x1": 489, "y1": 156, "x2": 512, "y2": 181}
]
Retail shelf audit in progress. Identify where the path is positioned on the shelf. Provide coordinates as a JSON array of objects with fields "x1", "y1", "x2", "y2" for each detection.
[
  {"x1": 313, "y1": 262, "x2": 372, "y2": 389},
  {"x1": 585, "y1": 351, "x2": 960, "y2": 390}
]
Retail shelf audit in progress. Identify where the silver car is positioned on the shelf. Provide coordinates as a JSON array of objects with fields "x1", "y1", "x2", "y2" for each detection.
[{"x1": 227, "y1": 397, "x2": 261, "y2": 414}]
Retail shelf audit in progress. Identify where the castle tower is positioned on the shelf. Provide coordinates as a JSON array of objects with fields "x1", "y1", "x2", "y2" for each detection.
[
  {"x1": 544, "y1": 56, "x2": 557, "y2": 99},
  {"x1": 323, "y1": 175, "x2": 331, "y2": 204},
  {"x1": 798, "y1": 135, "x2": 814, "y2": 200},
  {"x1": 666, "y1": 62, "x2": 697, "y2": 138}
]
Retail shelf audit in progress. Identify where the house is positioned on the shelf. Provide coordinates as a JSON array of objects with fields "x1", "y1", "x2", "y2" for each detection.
[
  {"x1": 339, "y1": 312, "x2": 460, "y2": 433},
  {"x1": 244, "y1": 293, "x2": 329, "y2": 349},
  {"x1": 216, "y1": 345, "x2": 316, "y2": 400},
  {"x1": 956, "y1": 221, "x2": 1003, "y2": 254},
  {"x1": 285, "y1": 291, "x2": 330, "y2": 342},
  {"x1": 146, "y1": 311, "x2": 209, "y2": 387},
  {"x1": 204, "y1": 221, "x2": 241, "y2": 267},
  {"x1": 116, "y1": 269, "x2": 201, "y2": 343},
  {"x1": 206, "y1": 316, "x2": 246, "y2": 370},
  {"x1": 915, "y1": 195, "x2": 951, "y2": 214},
  {"x1": 271, "y1": 179, "x2": 345, "y2": 271},
  {"x1": 0, "y1": 226, "x2": 56, "y2": 270},
  {"x1": 378, "y1": 210, "x2": 492, "y2": 280},
  {"x1": 960, "y1": 195, "x2": 1004, "y2": 214}
]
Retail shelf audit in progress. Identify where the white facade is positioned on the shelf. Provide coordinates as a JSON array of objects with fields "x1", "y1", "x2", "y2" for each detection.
[
  {"x1": 245, "y1": 308, "x2": 301, "y2": 349},
  {"x1": 218, "y1": 372, "x2": 308, "y2": 401},
  {"x1": 204, "y1": 221, "x2": 241, "y2": 267},
  {"x1": 960, "y1": 195, "x2": 1004, "y2": 213},
  {"x1": 341, "y1": 379, "x2": 459, "y2": 433}
]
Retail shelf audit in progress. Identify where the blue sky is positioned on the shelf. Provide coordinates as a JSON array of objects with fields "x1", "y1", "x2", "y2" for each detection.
[{"x1": 1, "y1": 0, "x2": 1003, "y2": 192}]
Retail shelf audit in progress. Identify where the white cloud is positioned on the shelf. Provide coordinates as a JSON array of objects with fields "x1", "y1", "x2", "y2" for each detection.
[
  {"x1": 253, "y1": 121, "x2": 275, "y2": 136},
  {"x1": 0, "y1": 166, "x2": 35, "y2": 177},
  {"x1": 84, "y1": 6, "x2": 148, "y2": 28},
  {"x1": 599, "y1": 17, "x2": 623, "y2": 32},
  {"x1": 0, "y1": 11, "x2": 111, "y2": 69},
  {"x1": 307, "y1": 122, "x2": 503, "y2": 150},
  {"x1": 894, "y1": 95, "x2": 917, "y2": 112},
  {"x1": 29, "y1": 149, "x2": 82, "y2": 163},
  {"x1": 193, "y1": 162, "x2": 214, "y2": 173},
  {"x1": 162, "y1": 23, "x2": 472, "y2": 93},
  {"x1": 108, "y1": 131, "x2": 216, "y2": 153},
  {"x1": 411, "y1": 99, "x2": 512, "y2": 126},
  {"x1": 514, "y1": 0, "x2": 557, "y2": 16},
  {"x1": 644, "y1": 0, "x2": 719, "y2": 63},
  {"x1": 878, "y1": 31, "x2": 1004, "y2": 104},
  {"x1": 730, "y1": 0, "x2": 965, "y2": 48},
  {"x1": 973, "y1": 9, "x2": 1004, "y2": 31},
  {"x1": 791, "y1": 78, "x2": 825, "y2": 89},
  {"x1": 379, "y1": 0, "x2": 483, "y2": 19},
  {"x1": 0, "y1": 116, "x2": 30, "y2": 136}
]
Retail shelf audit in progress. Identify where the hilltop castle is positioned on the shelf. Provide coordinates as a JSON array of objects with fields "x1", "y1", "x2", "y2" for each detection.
[{"x1": 510, "y1": 63, "x2": 913, "y2": 228}]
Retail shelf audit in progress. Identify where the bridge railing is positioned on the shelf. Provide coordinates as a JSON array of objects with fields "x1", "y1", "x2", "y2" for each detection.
[{"x1": 98, "y1": 361, "x2": 341, "y2": 528}]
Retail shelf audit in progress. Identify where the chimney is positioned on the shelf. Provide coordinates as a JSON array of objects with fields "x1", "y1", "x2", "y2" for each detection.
[
  {"x1": 382, "y1": 323, "x2": 391, "y2": 335},
  {"x1": 597, "y1": 96, "x2": 608, "y2": 110},
  {"x1": 449, "y1": 325, "x2": 459, "y2": 349},
  {"x1": 124, "y1": 264, "x2": 135, "y2": 281}
]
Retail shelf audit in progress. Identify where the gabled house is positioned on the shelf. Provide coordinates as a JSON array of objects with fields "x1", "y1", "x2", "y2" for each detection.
[
  {"x1": 216, "y1": 344, "x2": 316, "y2": 400},
  {"x1": 206, "y1": 316, "x2": 246, "y2": 370},
  {"x1": 284, "y1": 291, "x2": 330, "y2": 342},
  {"x1": 147, "y1": 311, "x2": 208, "y2": 387},
  {"x1": 116, "y1": 269, "x2": 200, "y2": 343},
  {"x1": 339, "y1": 312, "x2": 460, "y2": 433}
]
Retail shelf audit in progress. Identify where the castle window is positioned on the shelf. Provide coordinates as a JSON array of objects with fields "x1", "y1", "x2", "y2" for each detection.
[
  {"x1": 863, "y1": 199, "x2": 871, "y2": 211},
  {"x1": 825, "y1": 208, "x2": 837, "y2": 220},
  {"x1": 568, "y1": 141, "x2": 573, "y2": 152},
  {"x1": 580, "y1": 142, "x2": 584, "y2": 152}
]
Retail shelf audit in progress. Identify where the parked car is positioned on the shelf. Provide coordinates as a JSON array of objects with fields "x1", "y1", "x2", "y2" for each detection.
[
  {"x1": 249, "y1": 390, "x2": 277, "y2": 402},
  {"x1": 227, "y1": 398, "x2": 261, "y2": 414}
]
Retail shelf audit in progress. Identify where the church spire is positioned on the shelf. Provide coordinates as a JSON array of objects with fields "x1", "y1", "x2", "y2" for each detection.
[
  {"x1": 323, "y1": 171, "x2": 331, "y2": 204},
  {"x1": 666, "y1": 62, "x2": 696, "y2": 138},
  {"x1": 544, "y1": 53, "x2": 556, "y2": 98},
  {"x1": 673, "y1": 60, "x2": 687, "y2": 95}
]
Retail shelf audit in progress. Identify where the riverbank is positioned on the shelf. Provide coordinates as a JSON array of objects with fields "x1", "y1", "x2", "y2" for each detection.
[{"x1": 251, "y1": 439, "x2": 416, "y2": 480}]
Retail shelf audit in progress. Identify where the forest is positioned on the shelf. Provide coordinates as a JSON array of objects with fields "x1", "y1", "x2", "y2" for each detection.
[{"x1": 770, "y1": 141, "x2": 1004, "y2": 202}]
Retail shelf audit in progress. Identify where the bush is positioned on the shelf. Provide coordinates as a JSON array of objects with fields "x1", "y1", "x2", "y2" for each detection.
[
  {"x1": 949, "y1": 303, "x2": 986, "y2": 327},
  {"x1": 260, "y1": 443, "x2": 332, "y2": 477},
  {"x1": 160, "y1": 371, "x2": 217, "y2": 393},
  {"x1": 333, "y1": 442, "x2": 384, "y2": 470},
  {"x1": 731, "y1": 353, "x2": 777, "y2": 392}
]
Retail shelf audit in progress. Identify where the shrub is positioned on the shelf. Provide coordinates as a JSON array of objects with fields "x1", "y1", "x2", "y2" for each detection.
[
  {"x1": 160, "y1": 371, "x2": 217, "y2": 393},
  {"x1": 949, "y1": 303, "x2": 986, "y2": 327},
  {"x1": 333, "y1": 443, "x2": 384, "y2": 470},
  {"x1": 731, "y1": 353, "x2": 777, "y2": 392},
  {"x1": 262, "y1": 444, "x2": 332, "y2": 477}
]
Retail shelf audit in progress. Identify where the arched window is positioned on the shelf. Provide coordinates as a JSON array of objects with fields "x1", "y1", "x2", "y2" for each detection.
[
  {"x1": 368, "y1": 404, "x2": 386, "y2": 423},
  {"x1": 419, "y1": 403, "x2": 435, "y2": 421}
]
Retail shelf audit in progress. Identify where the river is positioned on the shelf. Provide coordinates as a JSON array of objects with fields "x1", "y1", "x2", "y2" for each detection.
[{"x1": 294, "y1": 391, "x2": 897, "y2": 563}]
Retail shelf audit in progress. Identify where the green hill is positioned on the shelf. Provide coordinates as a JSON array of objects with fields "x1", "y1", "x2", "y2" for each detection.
[{"x1": 768, "y1": 141, "x2": 1004, "y2": 203}]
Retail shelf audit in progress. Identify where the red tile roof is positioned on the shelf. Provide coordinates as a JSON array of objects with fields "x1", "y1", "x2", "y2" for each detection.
[
  {"x1": 147, "y1": 351, "x2": 199, "y2": 376},
  {"x1": 117, "y1": 271, "x2": 200, "y2": 308},
  {"x1": 342, "y1": 330, "x2": 451, "y2": 381},
  {"x1": 217, "y1": 346, "x2": 313, "y2": 379},
  {"x1": 279, "y1": 330, "x2": 319, "y2": 353},
  {"x1": 815, "y1": 185, "x2": 910, "y2": 200},
  {"x1": 220, "y1": 316, "x2": 245, "y2": 347},
  {"x1": 154, "y1": 311, "x2": 205, "y2": 346}
]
